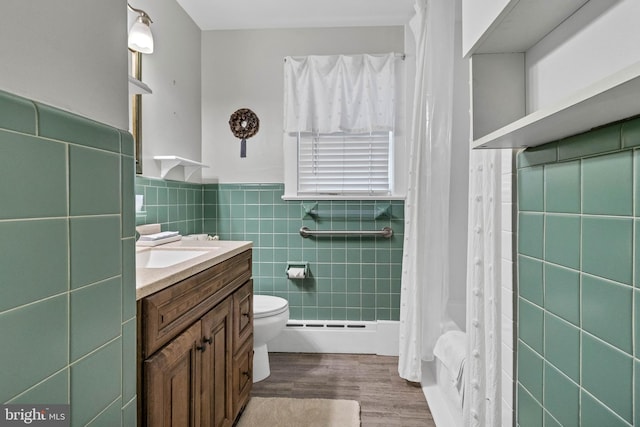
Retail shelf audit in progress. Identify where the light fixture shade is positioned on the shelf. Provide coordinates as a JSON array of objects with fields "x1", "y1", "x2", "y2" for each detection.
[{"x1": 128, "y1": 16, "x2": 154, "y2": 54}]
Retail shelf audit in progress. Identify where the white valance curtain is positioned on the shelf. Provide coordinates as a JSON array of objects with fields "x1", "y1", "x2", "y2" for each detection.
[{"x1": 283, "y1": 53, "x2": 397, "y2": 133}]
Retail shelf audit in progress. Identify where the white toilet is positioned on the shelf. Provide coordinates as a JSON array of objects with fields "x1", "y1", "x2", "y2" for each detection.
[{"x1": 252, "y1": 294, "x2": 289, "y2": 382}]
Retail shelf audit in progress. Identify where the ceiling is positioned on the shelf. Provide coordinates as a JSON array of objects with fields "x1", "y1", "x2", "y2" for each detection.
[{"x1": 176, "y1": 0, "x2": 415, "y2": 31}]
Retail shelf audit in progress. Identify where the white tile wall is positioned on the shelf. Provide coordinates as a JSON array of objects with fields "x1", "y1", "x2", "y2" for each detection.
[
  {"x1": 502, "y1": 313, "x2": 513, "y2": 351},
  {"x1": 502, "y1": 203, "x2": 513, "y2": 232},
  {"x1": 501, "y1": 259, "x2": 514, "y2": 291},
  {"x1": 501, "y1": 231, "x2": 513, "y2": 261},
  {"x1": 501, "y1": 149, "x2": 516, "y2": 427},
  {"x1": 502, "y1": 367, "x2": 514, "y2": 404},
  {"x1": 502, "y1": 288, "x2": 514, "y2": 319},
  {"x1": 501, "y1": 342, "x2": 514, "y2": 382}
]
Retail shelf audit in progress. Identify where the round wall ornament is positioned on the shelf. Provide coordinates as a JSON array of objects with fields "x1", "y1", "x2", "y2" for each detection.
[{"x1": 228, "y1": 108, "x2": 259, "y2": 157}]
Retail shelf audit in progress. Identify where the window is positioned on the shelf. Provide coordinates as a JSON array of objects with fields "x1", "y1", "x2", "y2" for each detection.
[
  {"x1": 282, "y1": 53, "x2": 405, "y2": 200},
  {"x1": 297, "y1": 131, "x2": 393, "y2": 196}
]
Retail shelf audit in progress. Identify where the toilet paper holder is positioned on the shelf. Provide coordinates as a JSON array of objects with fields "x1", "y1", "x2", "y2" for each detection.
[{"x1": 285, "y1": 262, "x2": 309, "y2": 279}]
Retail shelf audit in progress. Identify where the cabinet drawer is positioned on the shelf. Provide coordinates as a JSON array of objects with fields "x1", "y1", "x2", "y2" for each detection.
[
  {"x1": 233, "y1": 280, "x2": 253, "y2": 353},
  {"x1": 140, "y1": 250, "x2": 252, "y2": 357}
]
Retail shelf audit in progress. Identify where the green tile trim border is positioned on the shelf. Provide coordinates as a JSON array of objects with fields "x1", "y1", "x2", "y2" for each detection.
[
  {"x1": 621, "y1": 115, "x2": 640, "y2": 148},
  {"x1": 0, "y1": 88, "x2": 134, "y2": 152},
  {"x1": 36, "y1": 103, "x2": 122, "y2": 153},
  {"x1": 558, "y1": 123, "x2": 621, "y2": 161},
  {"x1": 517, "y1": 142, "x2": 558, "y2": 168},
  {"x1": 0, "y1": 89, "x2": 37, "y2": 135},
  {"x1": 517, "y1": 116, "x2": 640, "y2": 170}
]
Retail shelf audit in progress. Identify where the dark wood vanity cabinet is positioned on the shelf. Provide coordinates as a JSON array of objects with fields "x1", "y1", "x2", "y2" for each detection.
[{"x1": 137, "y1": 250, "x2": 253, "y2": 427}]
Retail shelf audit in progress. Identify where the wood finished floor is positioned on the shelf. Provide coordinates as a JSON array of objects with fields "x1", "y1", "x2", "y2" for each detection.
[{"x1": 250, "y1": 353, "x2": 436, "y2": 427}]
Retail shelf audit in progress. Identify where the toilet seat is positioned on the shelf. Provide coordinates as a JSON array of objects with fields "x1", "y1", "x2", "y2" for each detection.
[{"x1": 254, "y1": 295, "x2": 289, "y2": 319}]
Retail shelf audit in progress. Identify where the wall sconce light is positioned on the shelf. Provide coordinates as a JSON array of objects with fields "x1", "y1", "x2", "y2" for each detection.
[{"x1": 128, "y1": 4, "x2": 154, "y2": 54}]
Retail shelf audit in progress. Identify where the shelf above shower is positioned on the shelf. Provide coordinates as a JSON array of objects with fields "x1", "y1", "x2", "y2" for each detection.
[
  {"x1": 472, "y1": 61, "x2": 640, "y2": 149},
  {"x1": 462, "y1": 0, "x2": 589, "y2": 57},
  {"x1": 464, "y1": 0, "x2": 640, "y2": 150}
]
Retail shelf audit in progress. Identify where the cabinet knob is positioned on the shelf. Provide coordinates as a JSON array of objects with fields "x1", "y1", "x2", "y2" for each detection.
[
  {"x1": 242, "y1": 370, "x2": 251, "y2": 379},
  {"x1": 196, "y1": 345, "x2": 205, "y2": 352},
  {"x1": 242, "y1": 312, "x2": 250, "y2": 318},
  {"x1": 203, "y1": 337, "x2": 213, "y2": 345}
]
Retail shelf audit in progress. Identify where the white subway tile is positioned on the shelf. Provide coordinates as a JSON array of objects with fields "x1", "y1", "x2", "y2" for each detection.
[
  {"x1": 501, "y1": 342, "x2": 514, "y2": 381},
  {"x1": 501, "y1": 150, "x2": 514, "y2": 175},
  {"x1": 502, "y1": 203, "x2": 513, "y2": 232},
  {"x1": 502, "y1": 313, "x2": 514, "y2": 350},
  {"x1": 502, "y1": 259, "x2": 513, "y2": 291},
  {"x1": 501, "y1": 231, "x2": 513, "y2": 261},
  {"x1": 502, "y1": 288, "x2": 514, "y2": 319},
  {"x1": 502, "y1": 367, "x2": 514, "y2": 405},
  {"x1": 501, "y1": 174, "x2": 513, "y2": 203},
  {"x1": 501, "y1": 399, "x2": 514, "y2": 427}
]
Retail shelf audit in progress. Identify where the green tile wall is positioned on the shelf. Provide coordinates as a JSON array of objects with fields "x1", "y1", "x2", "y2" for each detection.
[
  {"x1": 133, "y1": 179, "x2": 405, "y2": 321},
  {"x1": 0, "y1": 90, "x2": 136, "y2": 425},
  {"x1": 135, "y1": 176, "x2": 204, "y2": 235},
  {"x1": 203, "y1": 184, "x2": 405, "y2": 321},
  {"x1": 516, "y1": 117, "x2": 640, "y2": 427}
]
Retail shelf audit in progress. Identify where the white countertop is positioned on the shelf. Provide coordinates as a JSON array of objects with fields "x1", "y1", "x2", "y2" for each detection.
[{"x1": 135, "y1": 239, "x2": 253, "y2": 300}]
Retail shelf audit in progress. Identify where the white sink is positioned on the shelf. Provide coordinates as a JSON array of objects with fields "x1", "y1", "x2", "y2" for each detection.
[{"x1": 136, "y1": 249, "x2": 209, "y2": 269}]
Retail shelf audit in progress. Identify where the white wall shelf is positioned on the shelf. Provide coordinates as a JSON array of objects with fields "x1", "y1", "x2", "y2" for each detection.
[
  {"x1": 153, "y1": 156, "x2": 209, "y2": 181},
  {"x1": 463, "y1": 0, "x2": 589, "y2": 57},
  {"x1": 128, "y1": 75, "x2": 152, "y2": 95},
  {"x1": 473, "y1": 61, "x2": 640, "y2": 149},
  {"x1": 465, "y1": 0, "x2": 640, "y2": 149}
]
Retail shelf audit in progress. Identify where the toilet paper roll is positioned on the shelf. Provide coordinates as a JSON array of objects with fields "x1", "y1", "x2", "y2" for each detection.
[{"x1": 286, "y1": 267, "x2": 306, "y2": 279}]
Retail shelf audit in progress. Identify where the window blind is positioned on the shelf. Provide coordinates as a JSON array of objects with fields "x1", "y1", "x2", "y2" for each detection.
[{"x1": 297, "y1": 132, "x2": 392, "y2": 195}]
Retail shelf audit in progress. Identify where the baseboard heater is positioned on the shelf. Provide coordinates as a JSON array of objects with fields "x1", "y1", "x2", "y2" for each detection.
[
  {"x1": 268, "y1": 320, "x2": 399, "y2": 356},
  {"x1": 286, "y1": 322, "x2": 367, "y2": 328}
]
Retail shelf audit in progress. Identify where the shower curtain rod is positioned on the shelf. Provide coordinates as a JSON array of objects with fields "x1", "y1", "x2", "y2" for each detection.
[{"x1": 284, "y1": 53, "x2": 405, "y2": 62}]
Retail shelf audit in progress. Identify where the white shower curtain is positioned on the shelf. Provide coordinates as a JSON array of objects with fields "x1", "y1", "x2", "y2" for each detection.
[
  {"x1": 463, "y1": 150, "x2": 502, "y2": 426},
  {"x1": 398, "y1": 0, "x2": 455, "y2": 382}
]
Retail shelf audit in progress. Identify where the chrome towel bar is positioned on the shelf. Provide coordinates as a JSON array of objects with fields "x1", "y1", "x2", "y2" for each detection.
[{"x1": 299, "y1": 226, "x2": 393, "y2": 239}]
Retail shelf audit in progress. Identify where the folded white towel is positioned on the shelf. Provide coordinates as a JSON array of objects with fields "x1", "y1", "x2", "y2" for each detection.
[
  {"x1": 433, "y1": 330, "x2": 467, "y2": 391},
  {"x1": 138, "y1": 231, "x2": 180, "y2": 241}
]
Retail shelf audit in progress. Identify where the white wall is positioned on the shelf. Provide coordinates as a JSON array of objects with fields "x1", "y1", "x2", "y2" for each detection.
[
  {"x1": 133, "y1": 0, "x2": 202, "y2": 180},
  {"x1": 461, "y1": 0, "x2": 509, "y2": 55},
  {"x1": 526, "y1": 0, "x2": 640, "y2": 112},
  {"x1": 200, "y1": 27, "x2": 404, "y2": 184},
  {"x1": 449, "y1": 20, "x2": 471, "y2": 304},
  {"x1": 0, "y1": 0, "x2": 128, "y2": 129}
]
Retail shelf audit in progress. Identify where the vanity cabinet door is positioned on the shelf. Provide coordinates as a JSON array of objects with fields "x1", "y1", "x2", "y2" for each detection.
[
  {"x1": 232, "y1": 338, "x2": 253, "y2": 416},
  {"x1": 200, "y1": 298, "x2": 233, "y2": 427},
  {"x1": 144, "y1": 321, "x2": 202, "y2": 427}
]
